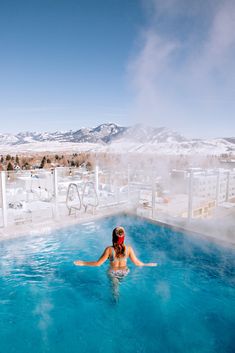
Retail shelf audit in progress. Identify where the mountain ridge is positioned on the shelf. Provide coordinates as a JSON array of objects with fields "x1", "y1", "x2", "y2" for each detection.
[{"x1": 0, "y1": 123, "x2": 234, "y2": 155}]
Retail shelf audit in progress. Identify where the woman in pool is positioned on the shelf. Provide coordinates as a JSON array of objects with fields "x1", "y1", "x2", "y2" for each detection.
[{"x1": 74, "y1": 226, "x2": 157, "y2": 272}]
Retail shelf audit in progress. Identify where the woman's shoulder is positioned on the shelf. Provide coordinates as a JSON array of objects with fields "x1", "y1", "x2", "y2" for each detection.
[
  {"x1": 125, "y1": 244, "x2": 132, "y2": 255},
  {"x1": 126, "y1": 245, "x2": 134, "y2": 253},
  {"x1": 105, "y1": 246, "x2": 113, "y2": 254}
]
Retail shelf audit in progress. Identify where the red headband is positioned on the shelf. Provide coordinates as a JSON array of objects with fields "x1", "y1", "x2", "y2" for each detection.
[
  {"x1": 116, "y1": 233, "x2": 125, "y2": 245},
  {"x1": 115, "y1": 227, "x2": 125, "y2": 245}
]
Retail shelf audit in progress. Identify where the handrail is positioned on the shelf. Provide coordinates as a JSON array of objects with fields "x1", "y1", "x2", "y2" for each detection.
[
  {"x1": 66, "y1": 183, "x2": 82, "y2": 215},
  {"x1": 81, "y1": 181, "x2": 99, "y2": 213}
]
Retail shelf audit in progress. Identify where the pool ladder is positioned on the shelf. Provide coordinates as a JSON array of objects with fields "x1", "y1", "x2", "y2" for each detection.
[
  {"x1": 81, "y1": 181, "x2": 99, "y2": 214},
  {"x1": 66, "y1": 182, "x2": 99, "y2": 216},
  {"x1": 66, "y1": 183, "x2": 82, "y2": 216}
]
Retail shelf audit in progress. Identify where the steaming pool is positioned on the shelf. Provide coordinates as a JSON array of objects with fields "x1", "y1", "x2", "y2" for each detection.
[{"x1": 0, "y1": 215, "x2": 234, "y2": 353}]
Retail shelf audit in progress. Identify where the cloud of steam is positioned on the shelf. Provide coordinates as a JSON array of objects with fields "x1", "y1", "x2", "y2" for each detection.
[
  {"x1": 33, "y1": 297, "x2": 53, "y2": 344},
  {"x1": 127, "y1": 0, "x2": 235, "y2": 137},
  {"x1": 128, "y1": 29, "x2": 179, "y2": 123}
]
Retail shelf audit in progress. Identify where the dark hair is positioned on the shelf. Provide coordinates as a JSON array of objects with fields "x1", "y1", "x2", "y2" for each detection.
[{"x1": 112, "y1": 227, "x2": 125, "y2": 258}]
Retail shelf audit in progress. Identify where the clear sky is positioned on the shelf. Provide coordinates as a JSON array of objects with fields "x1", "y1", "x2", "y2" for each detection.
[{"x1": 0, "y1": 0, "x2": 234, "y2": 138}]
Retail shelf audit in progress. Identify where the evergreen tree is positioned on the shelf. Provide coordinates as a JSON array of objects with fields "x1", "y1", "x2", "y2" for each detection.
[
  {"x1": 7, "y1": 162, "x2": 13, "y2": 171},
  {"x1": 40, "y1": 156, "x2": 46, "y2": 169}
]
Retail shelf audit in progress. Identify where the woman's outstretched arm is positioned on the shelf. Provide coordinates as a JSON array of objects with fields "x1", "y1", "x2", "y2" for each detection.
[
  {"x1": 129, "y1": 246, "x2": 157, "y2": 267},
  {"x1": 74, "y1": 247, "x2": 110, "y2": 267}
]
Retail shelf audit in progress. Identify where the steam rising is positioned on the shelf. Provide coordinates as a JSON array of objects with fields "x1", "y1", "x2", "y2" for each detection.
[{"x1": 127, "y1": 0, "x2": 235, "y2": 137}]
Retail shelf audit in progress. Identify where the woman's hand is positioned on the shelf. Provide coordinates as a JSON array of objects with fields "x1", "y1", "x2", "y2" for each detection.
[
  {"x1": 73, "y1": 247, "x2": 110, "y2": 267},
  {"x1": 74, "y1": 260, "x2": 84, "y2": 266},
  {"x1": 146, "y1": 263, "x2": 158, "y2": 267}
]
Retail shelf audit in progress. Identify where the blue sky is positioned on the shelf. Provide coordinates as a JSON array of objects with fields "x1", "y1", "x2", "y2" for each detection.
[{"x1": 0, "y1": 0, "x2": 234, "y2": 137}]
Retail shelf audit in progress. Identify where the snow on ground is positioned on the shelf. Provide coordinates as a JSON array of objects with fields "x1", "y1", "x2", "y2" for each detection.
[
  {"x1": 102, "y1": 139, "x2": 235, "y2": 155},
  {"x1": 0, "y1": 141, "x2": 102, "y2": 154},
  {"x1": 0, "y1": 138, "x2": 234, "y2": 155}
]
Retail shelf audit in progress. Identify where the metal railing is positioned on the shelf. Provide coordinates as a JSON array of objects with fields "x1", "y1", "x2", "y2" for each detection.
[{"x1": 0, "y1": 166, "x2": 235, "y2": 230}]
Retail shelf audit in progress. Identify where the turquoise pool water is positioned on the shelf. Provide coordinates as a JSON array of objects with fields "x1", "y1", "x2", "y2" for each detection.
[{"x1": 0, "y1": 215, "x2": 234, "y2": 353}]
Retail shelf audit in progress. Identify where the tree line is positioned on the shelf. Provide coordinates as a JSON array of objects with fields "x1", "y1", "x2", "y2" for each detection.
[{"x1": 0, "y1": 153, "x2": 94, "y2": 171}]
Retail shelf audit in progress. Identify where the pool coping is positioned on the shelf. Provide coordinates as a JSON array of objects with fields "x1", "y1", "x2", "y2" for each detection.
[
  {"x1": 128, "y1": 212, "x2": 235, "y2": 249},
  {"x1": 0, "y1": 206, "x2": 134, "y2": 241}
]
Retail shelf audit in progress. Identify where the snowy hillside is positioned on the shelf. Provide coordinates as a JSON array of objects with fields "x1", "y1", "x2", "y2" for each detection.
[
  {"x1": 1, "y1": 123, "x2": 126, "y2": 145},
  {"x1": 0, "y1": 123, "x2": 234, "y2": 155}
]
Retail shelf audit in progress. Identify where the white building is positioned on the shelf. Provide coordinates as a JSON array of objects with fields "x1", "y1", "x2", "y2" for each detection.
[{"x1": 171, "y1": 168, "x2": 235, "y2": 204}]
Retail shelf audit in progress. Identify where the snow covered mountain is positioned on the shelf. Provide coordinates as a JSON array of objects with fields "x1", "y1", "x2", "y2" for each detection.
[
  {"x1": 0, "y1": 123, "x2": 125, "y2": 145},
  {"x1": 0, "y1": 123, "x2": 234, "y2": 155},
  {"x1": 0, "y1": 124, "x2": 191, "y2": 145},
  {"x1": 119, "y1": 125, "x2": 186, "y2": 143}
]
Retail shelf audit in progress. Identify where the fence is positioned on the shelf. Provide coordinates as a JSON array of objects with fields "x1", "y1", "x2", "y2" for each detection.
[{"x1": 0, "y1": 166, "x2": 235, "y2": 231}]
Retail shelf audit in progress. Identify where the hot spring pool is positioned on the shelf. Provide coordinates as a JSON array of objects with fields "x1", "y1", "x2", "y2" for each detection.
[{"x1": 0, "y1": 215, "x2": 234, "y2": 353}]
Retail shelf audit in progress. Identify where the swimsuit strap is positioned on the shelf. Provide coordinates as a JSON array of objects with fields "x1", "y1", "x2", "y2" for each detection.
[
  {"x1": 109, "y1": 247, "x2": 115, "y2": 262},
  {"x1": 125, "y1": 245, "x2": 129, "y2": 258},
  {"x1": 110, "y1": 245, "x2": 128, "y2": 261}
]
